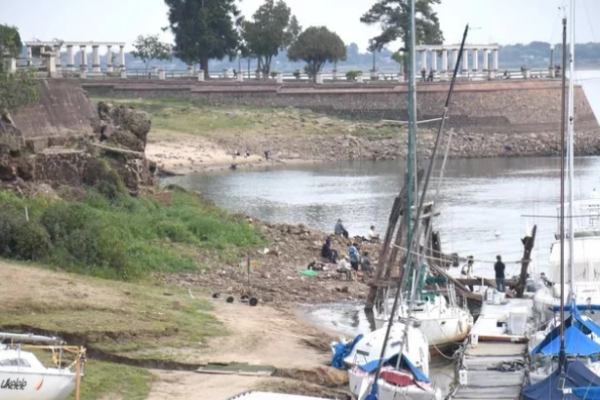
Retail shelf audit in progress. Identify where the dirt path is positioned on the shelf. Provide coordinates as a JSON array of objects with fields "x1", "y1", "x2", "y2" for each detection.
[{"x1": 146, "y1": 301, "x2": 333, "y2": 400}]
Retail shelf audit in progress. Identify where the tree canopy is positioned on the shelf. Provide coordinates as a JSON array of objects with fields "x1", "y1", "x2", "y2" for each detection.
[
  {"x1": 361, "y1": 0, "x2": 444, "y2": 51},
  {"x1": 287, "y1": 26, "x2": 346, "y2": 80},
  {"x1": 131, "y1": 34, "x2": 173, "y2": 73},
  {"x1": 242, "y1": 0, "x2": 300, "y2": 77},
  {"x1": 164, "y1": 0, "x2": 241, "y2": 78},
  {"x1": 0, "y1": 25, "x2": 38, "y2": 119}
]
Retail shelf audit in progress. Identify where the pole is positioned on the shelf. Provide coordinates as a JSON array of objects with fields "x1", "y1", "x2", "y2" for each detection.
[
  {"x1": 516, "y1": 225, "x2": 537, "y2": 298},
  {"x1": 567, "y1": 0, "x2": 576, "y2": 298},
  {"x1": 558, "y1": 15, "x2": 568, "y2": 373}
]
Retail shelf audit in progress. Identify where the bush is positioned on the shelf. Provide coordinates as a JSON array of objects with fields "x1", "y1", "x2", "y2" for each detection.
[
  {"x1": 345, "y1": 71, "x2": 362, "y2": 81},
  {"x1": 0, "y1": 189, "x2": 263, "y2": 280},
  {"x1": 270, "y1": 71, "x2": 278, "y2": 79},
  {"x1": 293, "y1": 70, "x2": 301, "y2": 79}
]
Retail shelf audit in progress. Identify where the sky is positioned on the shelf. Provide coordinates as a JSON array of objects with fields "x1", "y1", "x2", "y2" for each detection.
[{"x1": 1, "y1": 0, "x2": 598, "y2": 51}]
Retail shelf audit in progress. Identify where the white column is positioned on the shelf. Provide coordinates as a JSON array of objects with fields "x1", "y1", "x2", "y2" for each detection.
[
  {"x1": 462, "y1": 49, "x2": 469, "y2": 72},
  {"x1": 120, "y1": 69, "x2": 127, "y2": 79},
  {"x1": 198, "y1": 70, "x2": 205, "y2": 81},
  {"x1": 316, "y1": 72, "x2": 323, "y2": 84},
  {"x1": 55, "y1": 47, "x2": 62, "y2": 72},
  {"x1": 27, "y1": 46, "x2": 33, "y2": 66},
  {"x1": 92, "y1": 45, "x2": 101, "y2": 73},
  {"x1": 222, "y1": 69, "x2": 229, "y2": 79},
  {"x1": 187, "y1": 65, "x2": 194, "y2": 76},
  {"x1": 79, "y1": 45, "x2": 87, "y2": 71},
  {"x1": 66, "y1": 45, "x2": 74, "y2": 71},
  {"x1": 472, "y1": 49, "x2": 479, "y2": 71},
  {"x1": 119, "y1": 45, "x2": 125, "y2": 70},
  {"x1": 493, "y1": 49, "x2": 499, "y2": 71},
  {"x1": 158, "y1": 69, "x2": 166, "y2": 80},
  {"x1": 7, "y1": 58, "x2": 16, "y2": 74},
  {"x1": 106, "y1": 45, "x2": 113, "y2": 72},
  {"x1": 442, "y1": 50, "x2": 448, "y2": 71},
  {"x1": 431, "y1": 50, "x2": 437, "y2": 71},
  {"x1": 452, "y1": 49, "x2": 458, "y2": 69},
  {"x1": 483, "y1": 49, "x2": 489, "y2": 71},
  {"x1": 421, "y1": 50, "x2": 427, "y2": 70},
  {"x1": 276, "y1": 72, "x2": 283, "y2": 84},
  {"x1": 357, "y1": 73, "x2": 364, "y2": 83},
  {"x1": 237, "y1": 71, "x2": 244, "y2": 82}
]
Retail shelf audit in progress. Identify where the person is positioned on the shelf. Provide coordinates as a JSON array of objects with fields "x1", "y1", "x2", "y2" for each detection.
[
  {"x1": 336, "y1": 257, "x2": 352, "y2": 281},
  {"x1": 334, "y1": 219, "x2": 349, "y2": 239},
  {"x1": 264, "y1": 149, "x2": 270, "y2": 161},
  {"x1": 234, "y1": 150, "x2": 241, "y2": 157},
  {"x1": 321, "y1": 237, "x2": 339, "y2": 263},
  {"x1": 233, "y1": 68, "x2": 238, "y2": 78},
  {"x1": 349, "y1": 243, "x2": 359, "y2": 280},
  {"x1": 461, "y1": 255, "x2": 474, "y2": 291},
  {"x1": 494, "y1": 255, "x2": 506, "y2": 292},
  {"x1": 428, "y1": 69, "x2": 434, "y2": 82},
  {"x1": 360, "y1": 251, "x2": 372, "y2": 274},
  {"x1": 421, "y1": 67, "x2": 427, "y2": 81},
  {"x1": 307, "y1": 258, "x2": 325, "y2": 271},
  {"x1": 367, "y1": 225, "x2": 379, "y2": 241}
]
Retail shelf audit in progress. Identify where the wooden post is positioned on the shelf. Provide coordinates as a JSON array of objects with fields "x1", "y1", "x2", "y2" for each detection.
[
  {"x1": 74, "y1": 354, "x2": 81, "y2": 400},
  {"x1": 516, "y1": 225, "x2": 537, "y2": 298}
]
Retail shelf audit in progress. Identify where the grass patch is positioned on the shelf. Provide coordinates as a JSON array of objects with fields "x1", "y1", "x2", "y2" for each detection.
[
  {"x1": 89, "y1": 97, "x2": 400, "y2": 139},
  {"x1": 0, "y1": 189, "x2": 262, "y2": 280},
  {"x1": 75, "y1": 360, "x2": 152, "y2": 400}
]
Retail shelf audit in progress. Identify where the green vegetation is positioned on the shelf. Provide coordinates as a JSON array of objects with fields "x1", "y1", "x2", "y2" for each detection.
[
  {"x1": 76, "y1": 360, "x2": 152, "y2": 400},
  {"x1": 288, "y1": 26, "x2": 347, "y2": 80},
  {"x1": 0, "y1": 24, "x2": 38, "y2": 117},
  {"x1": 131, "y1": 34, "x2": 173, "y2": 73},
  {"x1": 241, "y1": 0, "x2": 300, "y2": 77},
  {"x1": 361, "y1": 0, "x2": 444, "y2": 52},
  {"x1": 0, "y1": 187, "x2": 262, "y2": 280}
]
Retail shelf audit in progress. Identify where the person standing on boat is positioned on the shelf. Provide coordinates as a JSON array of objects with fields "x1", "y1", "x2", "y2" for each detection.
[
  {"x1": 494, "y1": 255, "x2": 506, "y2": 292},
  {"x1": 348, "y1": 242, "x2": 359, "y2": 280}
]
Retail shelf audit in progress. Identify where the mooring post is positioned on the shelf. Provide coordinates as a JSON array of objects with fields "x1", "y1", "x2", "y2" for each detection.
[{"x1": 516, "y1": 225, "x2": 537, "y2": 298}]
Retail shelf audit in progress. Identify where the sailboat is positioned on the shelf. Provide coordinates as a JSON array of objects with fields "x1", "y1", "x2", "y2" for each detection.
[
  {"x1": 330, "y1": 3, "x2": 472, "y2": 400},
  {"x1": 0, "y1": 332, "x2": 85, "y2": 400},
  {"x1": 532, "y1": 0, "x2": 600, "y2": 321},
  {"x1": 524, "y1": 3, "x2": 600, "y2": 398}
]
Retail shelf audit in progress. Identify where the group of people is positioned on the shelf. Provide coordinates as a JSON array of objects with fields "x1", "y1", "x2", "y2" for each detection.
[
  {"x1": 459, "y1": 254, "x2": 506, "y2": 293},
  {"x1": 420, "y1": 68, "x2": 435, "y2": 82}
]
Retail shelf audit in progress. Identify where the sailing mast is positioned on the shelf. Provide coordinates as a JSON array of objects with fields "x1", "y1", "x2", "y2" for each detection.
[
  {"x1": 558, "y1": 15, "x2": 568, "y2": 372},
  {"x1": 567, "y1": 0, "x2": 576, "y2": 298}
]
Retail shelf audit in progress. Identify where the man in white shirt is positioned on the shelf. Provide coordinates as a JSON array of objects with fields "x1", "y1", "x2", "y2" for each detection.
[
  {"x1": 336, "y1": 257, "x2": 352, "y2": 281},
  {"x1": 367, "y1": 225, "x2": 379, "y2": 241}
]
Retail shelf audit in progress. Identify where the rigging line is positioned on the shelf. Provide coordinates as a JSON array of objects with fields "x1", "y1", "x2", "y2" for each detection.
[
  {"x1": 390, "y1": 243, "x2": 527, "y2": 265},
  {"x1": 583, "y1": 0, "x2": 597, "y2": 43}
]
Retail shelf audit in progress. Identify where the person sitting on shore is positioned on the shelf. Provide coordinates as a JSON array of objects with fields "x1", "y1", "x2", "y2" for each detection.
[
  {"x1": 321, "y1": 237, "x2": 339, "y2": 263},
  {"x1": 334, "y1": 219, "x2": 349, "y2": 239},
  {"x1": 367, "y1": 225, "x2": 380, "y2": 242},
  {"x1": 307, "y1": 258, "x2": 325, "y2": 271},
  {"x1": 336, "y1": 257, "x2": 352, "y2": 281}
]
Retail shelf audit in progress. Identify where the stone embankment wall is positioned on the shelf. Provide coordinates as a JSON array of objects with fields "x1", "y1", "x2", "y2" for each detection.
[{"x1": 84, "y1": 79, "x2": 599, "y2": 135}]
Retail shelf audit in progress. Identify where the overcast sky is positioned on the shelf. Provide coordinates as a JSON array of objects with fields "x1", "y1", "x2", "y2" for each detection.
[{"x1": 1, "y1": 0, "x2": 598, "y2": 51}]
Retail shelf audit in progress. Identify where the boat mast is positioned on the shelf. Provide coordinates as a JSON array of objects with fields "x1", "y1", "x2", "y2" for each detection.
[
  {"x1": 558, "y1": 14, "x2": 568, "y2": 373},
  {"x1": 567, "y1": 0, "x2": 576, "y2": 298}
]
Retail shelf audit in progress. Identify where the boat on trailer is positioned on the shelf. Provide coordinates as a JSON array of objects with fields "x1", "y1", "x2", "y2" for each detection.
[{"x1": 0, "y1": 333, "x2": 85, "y2": 400}]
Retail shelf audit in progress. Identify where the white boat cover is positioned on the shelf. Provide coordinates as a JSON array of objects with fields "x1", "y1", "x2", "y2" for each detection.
[{"x1": 226, "y1": 392, "x2": 329, "y2": 400}]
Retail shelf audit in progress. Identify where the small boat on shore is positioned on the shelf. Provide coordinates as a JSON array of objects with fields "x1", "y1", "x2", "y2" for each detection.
[{"x1": 0, "y1": 333, "x2": 85, "y2": 400}]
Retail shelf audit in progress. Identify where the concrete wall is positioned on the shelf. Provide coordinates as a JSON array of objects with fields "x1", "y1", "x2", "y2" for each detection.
[
  {"x1": 83, "y1": 80, "x2": 599, "y2": 134},
  {"x1": 12, "y1": 79, "x2": 96, "y2": 139}
]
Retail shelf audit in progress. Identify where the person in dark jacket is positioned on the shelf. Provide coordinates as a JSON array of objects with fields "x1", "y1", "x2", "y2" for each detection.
[
  {"x1": 321, "y1": 237, "x2": 339, "y2": 263},
  {"x1": 334, "y1": 219, "x2": 349, "y2": 238},
  {"x1": 494, "y1": 255, "x2": 506, "y2": 292}
]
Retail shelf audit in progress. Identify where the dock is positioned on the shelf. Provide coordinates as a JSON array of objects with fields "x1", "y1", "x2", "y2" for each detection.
[{"x1": 447, "y1": 298, "x2": 533, "y2": 400}]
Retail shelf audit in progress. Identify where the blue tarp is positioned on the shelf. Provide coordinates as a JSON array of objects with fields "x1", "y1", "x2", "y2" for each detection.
[
  {"x1": 532, "y1": 302, "x2": 600, "y2": 356},
  {"x1": 533, "y1": 325, "x2": 600, "y2": 356},
  {"x1": 331, "y1": 334, "x2": 363, "y2": 369},
  {"x1": 523, "y1": 361, "x2": 600, "y2": 400},
  {"x1": 357, "y1": 353, "x2": 431, "y2": 384}
]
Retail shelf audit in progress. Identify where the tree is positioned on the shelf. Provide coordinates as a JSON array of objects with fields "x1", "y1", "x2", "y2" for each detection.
[
  {"x1": 287, "y1": 27, "x2": 346, "y2": 81},
  {"x1": 0, "y1": 25, "x2": 38, "y2": 120},
  {"x1": 165, "y1": 0, "x2": 242, "y2": 79},
  {"x1": 131, "y1": 34, "x2": 173, "y2": 73},
  {"x1": 242, "y1": 0, "x2": 300, "y2": 77},
  {"x1": 361, "y1": 0, "x2": 444, "y2": 52}
]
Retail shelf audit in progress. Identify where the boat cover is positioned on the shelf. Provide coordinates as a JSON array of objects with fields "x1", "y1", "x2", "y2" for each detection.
[
  {"x1": 226, "y1": 391, "x2": 329, "y2": 400},
  {"x1": 331, "y1": 334, "x2": 363, "y2": 369},
  {"x1": 523, "y1": 361, "x2": 600, "y2": 400},
  {"x1": 357, "y1": 353, "x2": 431, "y2": 384},
  {"x1": 532, "y1": 302, "x2": 600, "y2": 356}
]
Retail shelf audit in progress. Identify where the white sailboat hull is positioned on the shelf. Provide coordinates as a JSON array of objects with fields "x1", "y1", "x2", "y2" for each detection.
[
  {"x1": 349, "y1": 367, "x2": 442, "y2": 400},
  {"x1": 0, "y1": 370, "x2": 77, "y2": 400}
]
